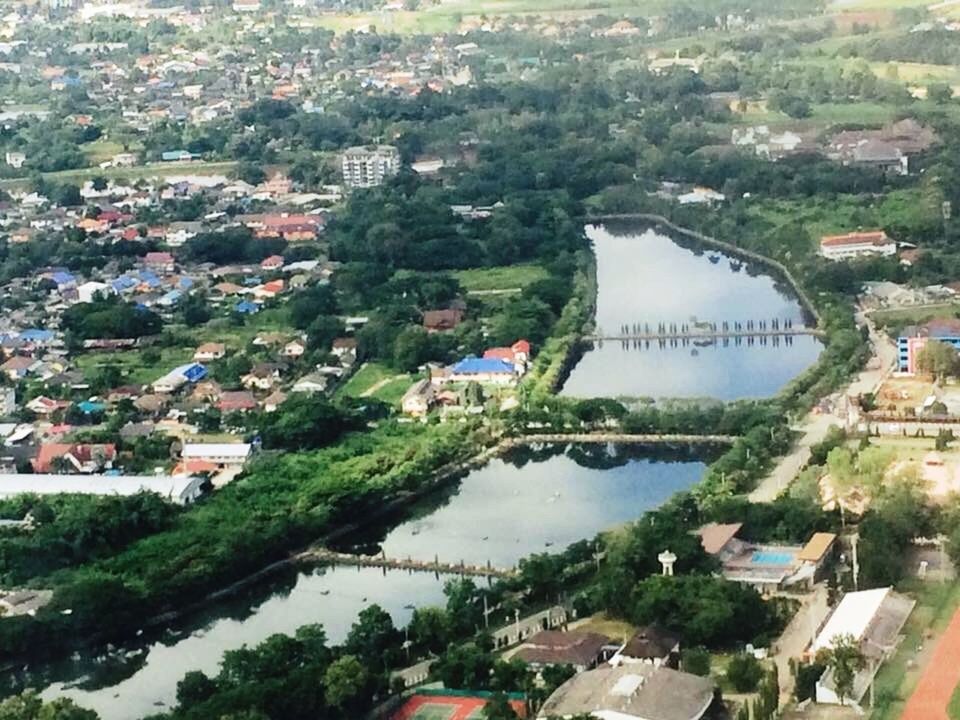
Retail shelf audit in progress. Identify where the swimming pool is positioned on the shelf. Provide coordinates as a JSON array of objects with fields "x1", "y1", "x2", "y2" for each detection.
[{"x1": 751, "y1": 551, "x2": 795, "y2": 566}]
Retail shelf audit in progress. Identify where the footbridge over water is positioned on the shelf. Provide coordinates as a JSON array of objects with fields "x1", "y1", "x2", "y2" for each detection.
[
  {"x1": 305, "y1": 548, "x2": 518, "y2": 580},
  {"x1": 587, "y1": 318, "x2": 825, "y2": 344}
]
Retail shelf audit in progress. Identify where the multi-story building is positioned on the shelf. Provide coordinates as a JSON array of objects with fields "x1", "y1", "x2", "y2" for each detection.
[
  {"x1": 819, "y1": 230, "x2": 897, "y2": 261},
  {"x1": 897, "y1": 318, "x2": 960, "y2": 373},
  {"x1": 341, "y1": 145, "x2": 401, "y2": 188}
]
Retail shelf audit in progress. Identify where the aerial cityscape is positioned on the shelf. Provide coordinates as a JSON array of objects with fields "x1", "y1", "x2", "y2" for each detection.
[{"x1": 2, "y1": 0, "x2": 960, "y2": 719}]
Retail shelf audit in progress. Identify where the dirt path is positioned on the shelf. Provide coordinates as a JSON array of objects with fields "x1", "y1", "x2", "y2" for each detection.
[
  {"x1": 360, "y1": 374, "x2": 406, "y2": 397},
  {"x1": 900, "y1": 604, "x2": 960, "y2": 720}
]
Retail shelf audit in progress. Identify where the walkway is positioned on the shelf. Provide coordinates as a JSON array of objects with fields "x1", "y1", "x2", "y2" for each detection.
[
  {"x1": 305, "y1": 548, "x2": 517, "y2": 579},
  {"x1": 900, "y1": 603, "x2": 960, "y2": 720},
  {"x1": 749, "y1": 313, "x2": 897, "y2": 502},
  {"x1": 771, "y1": 586, "x2": 830, "y2": 706}
]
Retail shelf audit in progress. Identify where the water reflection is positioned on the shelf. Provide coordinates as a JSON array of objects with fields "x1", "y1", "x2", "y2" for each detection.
[{"x1": 561, "y1": 224, "x2": 823, "y2": 400}]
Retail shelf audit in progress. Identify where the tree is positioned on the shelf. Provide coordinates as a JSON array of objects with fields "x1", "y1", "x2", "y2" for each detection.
[
  {"x1": 927, "y1": 82, "x2": 953, "y2": 104},
  {"x1": 681, "y1": 647, "x2": 711, "y2": 676},
  {"x1": 408, "y1": 606, "x2": 451, "y2": 655},
  {"x1": 323, "y1": 655, "x2": 367, "y2": 709},
  {"x1": 344, "y1": 604, "x2": 402, "y2": 669},
  {"x1": 235, "y1": 161, "x2": 267, "y2": 186},
  {"x1": 917, "y1": 339, "x2": 959, "y2": 380},
  {"x1": 0, "y1": 692, "x2": 98, "y2": 720},
  {"x1": 176, "y1": 670, "x2": 217, "y2": 707},
  {"x1": 257, "y1": 394, "x2": 355, "y2": 451},
  {"x1": 726, "y1": 653, "x2": 764, "y2": 692},
  {"x1": 181, "y1": 293, "x2": 211, "y2": 327},
  {"x1": 817, "y1": 634, "x2": 864, "y2": 706},
  {"x1": 482, "y1": 693, "x2": 518, "y2": 720}
]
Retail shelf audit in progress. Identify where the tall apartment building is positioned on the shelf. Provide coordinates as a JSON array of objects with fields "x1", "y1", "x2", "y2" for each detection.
[{"x1": 341, "y1": 145, "x2": 401, "y2": 188}]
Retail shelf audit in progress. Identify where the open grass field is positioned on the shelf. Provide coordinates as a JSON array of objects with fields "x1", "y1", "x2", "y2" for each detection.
[
  {"x1": 338, "y1": 362, "x2": 414, "y2": 405},
  {"x1": 73, "y1": 345, "x2": 194, "y2": 386},
  {"x1": 454, "y1": 263, "x2": 548, "y2": 292},
  {"x1": 870, "y1": 580, "x2": 960, "y2": 720}
]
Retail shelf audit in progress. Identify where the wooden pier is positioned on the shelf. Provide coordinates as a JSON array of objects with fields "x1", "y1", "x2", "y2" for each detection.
[{"x1": 305, "y1": 548, "x2": 517, "y2": 579}]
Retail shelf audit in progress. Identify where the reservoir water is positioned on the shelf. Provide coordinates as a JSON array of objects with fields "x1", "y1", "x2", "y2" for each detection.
[
  {"x1": 561, "y1": 223, "x2": 823, "y2": 400},
  {"x1": 29, "y1": 443, "x2": 713, "y2": 720}
]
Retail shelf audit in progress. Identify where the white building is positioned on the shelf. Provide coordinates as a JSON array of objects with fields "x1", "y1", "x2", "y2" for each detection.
[
  {"x1": 77, "y1": 280, "x2": 112, "y2": 304},
  {"x1": 820, "y1": 230, "x2": 897, "y2": 261},
  {"x1": 181, "y1": 443, "x2": 252, "y2": 466},
  {"x1": 0, "y1": 473, "x2": 205, "y2": 505},
  {"x1": 5, "y1": 151, "x2": 25, "y2": 169},
  {"x1": 341, "y1": 145, "x2": 401, "y2": 188},
  {"x1": 813, "y1": 587, "x2": 915, "y2": 709}
]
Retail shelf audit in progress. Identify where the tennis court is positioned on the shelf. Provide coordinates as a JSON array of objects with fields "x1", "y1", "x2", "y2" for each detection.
[
  {"x1": 901, "y1": 603, "x2": 960, "y2": 720},
  {"x1": 392, "y1": 693, "x2": 525, "y2": 720}
]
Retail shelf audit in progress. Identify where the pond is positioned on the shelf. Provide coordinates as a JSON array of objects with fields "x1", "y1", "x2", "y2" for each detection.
[
  {"x1": 27, "y1": 443, "x2": 714, "y2": 720},
  {"x1": 561, "y1": 223, "x2": 823, "y2": 400}
]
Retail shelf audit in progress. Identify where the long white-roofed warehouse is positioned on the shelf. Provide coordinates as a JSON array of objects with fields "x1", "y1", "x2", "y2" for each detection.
[{"x1": 0, "y1": 474, "x2": 206, "y2": 505}]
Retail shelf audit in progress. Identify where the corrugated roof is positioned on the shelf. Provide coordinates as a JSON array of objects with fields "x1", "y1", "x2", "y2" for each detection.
[
  {"x1": 696, "y1": 522, "x2": 742, "y2": 555},
  {"x1": 798, "y1": 532, "x2": 837, "y2": 562}
]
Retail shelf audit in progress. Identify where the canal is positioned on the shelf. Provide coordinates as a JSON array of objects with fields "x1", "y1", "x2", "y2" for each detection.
[
  {"x1": 561, "y1": 222, "x2": 823, "y2": 400},
  {"x1": 28, "y1": 443, "x2": 716, "y2": 720}
]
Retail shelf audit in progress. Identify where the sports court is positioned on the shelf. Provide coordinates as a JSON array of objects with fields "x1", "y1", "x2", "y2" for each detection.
[
  {"x1": 392, "y1": 692, "x2": 526, "y2": 720},
  {"x1": 901, "y1": 603, "x2": 960, "y2": 720}
]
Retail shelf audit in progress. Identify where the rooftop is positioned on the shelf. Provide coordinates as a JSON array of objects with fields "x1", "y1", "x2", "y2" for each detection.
[{"x1": 820, "y1": 230, "x2": 892, "y2": 248}]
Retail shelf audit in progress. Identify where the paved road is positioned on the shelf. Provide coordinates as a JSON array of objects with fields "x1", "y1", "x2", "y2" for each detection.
[
  {"x1": 749, "y1": 315, "x2": 897, "y2": 502},
  {"x1": 770, "y1": 585, "x2": 830, "y2": 705}
]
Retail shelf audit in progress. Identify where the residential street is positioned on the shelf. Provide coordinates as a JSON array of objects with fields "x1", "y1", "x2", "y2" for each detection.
[{"x1": 749, "y1": 314, "x2": 898, "y2": 502}]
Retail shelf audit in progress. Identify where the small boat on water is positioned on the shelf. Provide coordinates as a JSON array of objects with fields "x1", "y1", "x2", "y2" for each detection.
[{"x1": 708, "y1": 254, "x2": 720, "y2": 264}]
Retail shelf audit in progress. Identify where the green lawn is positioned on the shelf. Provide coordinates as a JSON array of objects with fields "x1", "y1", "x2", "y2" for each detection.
[
  {"x1": 339, "y1": 362, "x2": 397, "y2": 397},
  {"x1": 949, "y1": 678, "x2": 960, "y2": 719},
  {"x1": 871, "y1": 580, "x2": 960, "y2": 720},
  {"x1": 74, "y1": 345, "x2": 195, "y2": 386},
  {"x1": 454, "y1": 263, "x2": 548, "y2": 292}
]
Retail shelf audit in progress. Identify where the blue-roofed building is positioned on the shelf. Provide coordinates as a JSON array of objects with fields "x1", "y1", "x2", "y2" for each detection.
[
  {"x1": 77, "y1": 400, "x2": 107, "y2": 415},
  {"x1": 51, "y1": 271, "x2": 75, "y2": 288},
  {"x1": 111, "y1": 276, "x2": 138, "y2": 293},
  {"x1": 235, "y1": 300, "x2": 260, "y2": 315},
  {"x1": 138, "y1": 271, "x2": 162, "y2": 289},
  {"x1": 19, "y1": 329, "x2": 55, "y2": 344},
  {"x1": 152, "y1": 363, "x2": 207, "y2": 393},
  {"x1": 177, "y1": 277, "x2": 195, "y2": 290},
  {"x1": 448, "y1": 357, "x2": 518, "y2": 385},
  {"x1": 157, "y1": 290, "x2": 183, "y2": 307}
]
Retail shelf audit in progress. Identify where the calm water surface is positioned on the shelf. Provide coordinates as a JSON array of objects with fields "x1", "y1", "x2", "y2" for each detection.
[
  {"x1": 32, "y1": 444, "x2": 710, "y2": 720},
  {"x1": 561, "y1": 224, "x2": 823, "y2": 400}
]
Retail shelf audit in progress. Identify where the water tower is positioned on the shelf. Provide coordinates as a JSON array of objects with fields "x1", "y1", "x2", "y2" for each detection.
[{"x1": 658, "y1": 550, "x2": 677, "y2": 576}]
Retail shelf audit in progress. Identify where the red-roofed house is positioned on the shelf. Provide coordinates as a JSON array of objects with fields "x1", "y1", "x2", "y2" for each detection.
[
  {"x1": 144, "y1": 251, "x2": 175, "y2": 272},
  {"x1": 253, "y1": 279, "x2": 284, "y2": 299},
  {"x1": 33, "y1": 443, "x2": 117, "y2": 473},
  {"x1": 483, "y1": 339, "x2": 531, "y2": 373},
  {"x1": 218, "y1": 390, "x2": 258, "y2": 413},
  {"x1": 261, "y1": 255, "x2": 284, "y2": 271},
  {"x1": 819, "y1": 230, "x2": 896, "y2": 261}
]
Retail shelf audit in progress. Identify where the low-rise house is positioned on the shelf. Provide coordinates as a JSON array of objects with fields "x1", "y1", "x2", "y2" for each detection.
[
  {"x1": 32, "y1": 442, "x2": 117, "y2": 473},
  {"x1": 134, "y1": 393, "x2": 168, "y2": 415},
  {"x1": 263, "y1": 390, "x2": 288, "y2": 412},
  {"x1": 819, "y1": 230, "x2": 897, "y2": 261},
  {"x1": 483, "y1": 339, "x2": 531, "y2": 373},
  {"x1": 144, "y1": 251, "x2": 176, "y2": 273},
  {"x1": 611, "y1": 625, "x2": 681, "y2": 668},
  {"x1": 423, "y1": 308, "x2": 463, "y2": 333},
  {"x1": 252, "y1": 279, "x2": 284, "y2": 299},
  {"x1": 235, "y1": 300, "x2": 260, "y2": 315},
  {"x1": 292, "y1": 373, "x2": 328, "y2": 394},
  {"x1": 538, "y1": 663, "x2": 716, "y2": 720},
  {"x1": 218, "y1": 390, "x2": 257, "y2": 413},
  {"x1": 1, "y1": 355, "x2": 39, "y2": 380},
  {"x1": 402, "y1": 379, "x2": 435, "y2": 416},
  {"x1": 513, "y1": 630, "x2": 612, "y2": 674},
  {"x1": 283, "y1": 339, "x2": 306, "y2": 358},
  {"x1": 261, "y1": 255, "x2": 285, "y2": 271},
  {"x1": 27, "y1": 396, "x2": 69, "y2": 416},
  {"x1": 331, "y1": 337, "x2": 357, "y2": 358},
  {"x1": 813, "y1": 587, "x2": 915, "y2": 709},
  {"x1": 153, "y1": 363, "x2": 207, "y2": 393},
  {"x1": 444, "y1": 357, "x2": 518, "y2": 386},
  {"x1": 194, "y1": 342, "x2": 227, "y2": 361},
  {"x1": 242, "y1": 363, "x2": 282, "y2": 391}
]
